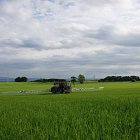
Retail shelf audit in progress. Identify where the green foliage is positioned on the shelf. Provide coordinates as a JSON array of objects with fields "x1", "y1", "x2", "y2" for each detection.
[
  {"x1": 99, "y1": 75, "x2": 140, "y2": 82},
  {"x1": 131, "y1": 79, "x2": 136, "y2": 82},
  {"x1": 15, "y1": 77, "x2": 28, "y2": 82},
  {"x1": 0, "y1": 82, "x2": 140, "y2": 139},
  {"x1": 78, "y1": 74, "x2": 85, "y2": 84},
  {"x1": 0, "y1": 82, "x2": 51, "y2": 92},
  {"x1": 71, "y1": 76, "x2": 77, "y2": 85}
]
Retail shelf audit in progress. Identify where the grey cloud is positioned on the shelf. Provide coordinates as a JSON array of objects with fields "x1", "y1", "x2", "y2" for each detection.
[
  {"x1": 85, "y1": 25, "x2": 114, "y2": 40},
  {"x1": 20, "y1": 39, "x2": 43, "y2": 49},
  {"x1": 0, "y1": 46, "x2": 140, "y2": 78},
  {"x1": 37, "y1": 48, "x2": 140, "y2": 78},
  {"x1": 40, "y1": 47, "x2": 140, "y2": 70},
  {"x1": 85, "y1": 25, "x2": 140, "y2": 47},
  {"x1": 0, "y1": 61, "x2": 35, "y2": 70},
  {"x1": 0, "y1": 0, "x2": 140, "y2": 78},
  {"x1": 77, "y1": 0, "x2": 111, "y2": 6},
  {"x1": 0, "y1": 38, "x2": 46, "y2": 50},
  {"x1": 115, "y1": 34, "x2": 140, "y2": 47}
]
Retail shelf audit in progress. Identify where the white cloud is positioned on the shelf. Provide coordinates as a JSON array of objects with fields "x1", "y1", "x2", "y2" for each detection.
[{"x1": 0, "y1": 0, "x2": 140, "y2": 78}]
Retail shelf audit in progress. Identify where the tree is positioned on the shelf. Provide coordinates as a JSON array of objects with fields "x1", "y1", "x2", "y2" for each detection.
[
  {"x1": 71, "y1": 76, "x2": 77, "y2": 85},
  {"x1": 21, "y1": 77, "x2": 28, "y2": 82},
  {"x1": 15, "y1": 77, "x2": 21, "y2": 82},
  {"x1": 15, "y1": 77, "x2": 28, "y2": 82},
  {"x1": 78, "y1": 74, "x2": 85, "y2": 84}
]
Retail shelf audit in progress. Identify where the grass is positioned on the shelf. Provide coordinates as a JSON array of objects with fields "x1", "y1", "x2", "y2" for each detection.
[
  {"x1": 0, "y1": 82, "x2": 51, "y2": 92},
  {"x1": 0, "y1": 81, "x2": 140, "y2": 140}
]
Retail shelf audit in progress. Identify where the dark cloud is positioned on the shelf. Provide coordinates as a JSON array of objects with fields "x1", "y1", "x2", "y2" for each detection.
[
  {"x1": 0, "y1": 62, "x2": 35, "y2": 70},
  {"x1": 20, "y1": 39, "x2": 43, "y2": 49},
  {"x1": 85, "y1": 25, "x2": 114, "y2": 41},
  {"x1": 85, "y1": 25, "x2": 140, "y2": 47},
  {"x1": 115, "y1": 34, "x2": 140, "y2": 47}
]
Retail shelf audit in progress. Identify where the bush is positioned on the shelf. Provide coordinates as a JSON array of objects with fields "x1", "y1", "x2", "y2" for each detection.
[
  {"x1": 131, "y1": 79, "x2": 136, "y2": 82},
  {"x1": 15, "y1": 77, "x2": 28, "y2": 82}
]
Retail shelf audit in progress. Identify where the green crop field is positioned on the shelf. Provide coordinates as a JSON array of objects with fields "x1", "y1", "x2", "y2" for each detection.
[{"x1": 0, "y1": 82, "x2": 140, "y2": 140}]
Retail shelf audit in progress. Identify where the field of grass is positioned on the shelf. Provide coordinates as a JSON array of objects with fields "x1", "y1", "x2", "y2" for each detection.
[
  {"x1": 0, "y1": 81, "x2": 140, "y2": 140},
  {"x1": 0, "y1": 82, "x2": 52, "y2": 92}
]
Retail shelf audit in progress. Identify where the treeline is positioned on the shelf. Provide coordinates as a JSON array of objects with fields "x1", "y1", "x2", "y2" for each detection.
[
  {"x1": 99, "y1": 76, "x2": 140, "y2": 82},
  {"x1": 33, "y1": 78, "x2": 67, "y2": 82},
  {"x1": 33, "y1": 74, "x2": 86, "y2": 84},
  {"x1": 14, "y1": 74, "x2": 86, "y2": 83},
  {"x1": 15, "y1": 77, "x2": 28, "y2": 82}
]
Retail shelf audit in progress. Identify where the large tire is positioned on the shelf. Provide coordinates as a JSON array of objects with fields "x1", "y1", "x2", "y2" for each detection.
[
  {"x1": 57, "y1": 87, "x2": 64, "y2": 93},
  {"x1": 51, "y1": 87, "x2": 57, "y2": 94}
]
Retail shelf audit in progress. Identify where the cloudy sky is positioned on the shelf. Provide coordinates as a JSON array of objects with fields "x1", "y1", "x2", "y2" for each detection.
[{"x1": 0, "y1": 0, "x2": 140, "y2": 79}]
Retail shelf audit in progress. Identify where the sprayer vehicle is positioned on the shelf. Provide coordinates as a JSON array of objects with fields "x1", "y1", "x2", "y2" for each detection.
[{"x1": 50, "y1": 82, "x2": 71, "y2": 94}]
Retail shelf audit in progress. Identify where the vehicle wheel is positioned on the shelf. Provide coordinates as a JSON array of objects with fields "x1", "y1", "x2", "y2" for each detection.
[
  {"x1": 51, "y1": 87, "x2": 56, "y2": 94},
  {"x1": 57, "y1": 87, "x2": 64, "y2": 93}
]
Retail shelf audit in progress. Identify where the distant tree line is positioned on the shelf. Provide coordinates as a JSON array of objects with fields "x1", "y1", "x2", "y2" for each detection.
[
  {"x1": 14, "y1": 74, "x2": 86, "y2": 83},
  {"x1": 98, "y1": 76, "x2": 140, "y2": 82},
  {"x1": 33, "y1": 78, "x2": 66, "y2": 82},
  {"x1": 33, "y1": 74, "x2": 86, "y2": 84},
  {"x1": 15, "y1": 77, "x2": 28, "y2": 82}
]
